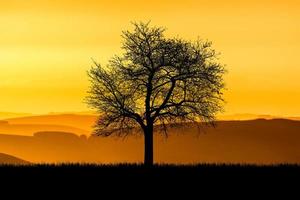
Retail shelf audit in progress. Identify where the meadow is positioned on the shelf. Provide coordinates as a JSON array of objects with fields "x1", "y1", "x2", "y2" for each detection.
[{"x1": 1, "y1": 163, "x2": 299, "y2": 181}]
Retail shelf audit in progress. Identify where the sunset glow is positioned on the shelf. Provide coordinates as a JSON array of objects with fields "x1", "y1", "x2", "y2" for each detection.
[{"x1": 0, "y1": 0, "x2": 299, "y2": 116}]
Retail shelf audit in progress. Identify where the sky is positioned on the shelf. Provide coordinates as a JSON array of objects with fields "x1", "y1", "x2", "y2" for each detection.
[{"x1": 0, "y1": 0, "x2": 299, "y2": 116}]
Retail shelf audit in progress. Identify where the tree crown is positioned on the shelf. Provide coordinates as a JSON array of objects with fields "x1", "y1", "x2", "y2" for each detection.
[{"x1": 87, "y1": 22, "x2": 225, "y2": 136}]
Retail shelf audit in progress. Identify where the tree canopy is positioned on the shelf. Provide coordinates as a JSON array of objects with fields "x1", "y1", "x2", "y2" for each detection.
[{"x1": 87, "y1": 22, "x2": 225, "y2": 137}]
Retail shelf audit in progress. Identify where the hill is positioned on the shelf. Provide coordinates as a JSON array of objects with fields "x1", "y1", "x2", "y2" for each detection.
[
  {"x1": 217, "y1": 113, "x2": 276, "y2": 120},
  {"x1": 0, "y1": 112, "x2": 32, "y2": 120},
  {"x1": 0, "y1": 153, "x2": 30, "y2": 165},
  {"x1": 4, "y1": 114, "x2": 97, "y2": 132},
  {"x1": 217, "y1": 113, "x2": 300, "y2": 121},
  {"x1": 0, "y1": 119, "x2": 299, "y2": 164},
  {"x1": 3, "y1": 113, "x2": 300, "y2": 134},
  {"x1": 0, "y1": 120, "x2": 89, "y2": 136}
]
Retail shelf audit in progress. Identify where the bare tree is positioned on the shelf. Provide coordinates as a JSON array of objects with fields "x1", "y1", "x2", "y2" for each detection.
[{"x1": 87, "y1": 22, "x2": 225, "y2": 166}]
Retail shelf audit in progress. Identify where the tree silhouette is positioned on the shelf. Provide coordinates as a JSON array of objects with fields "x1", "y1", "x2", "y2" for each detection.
[{"x1": 87, "y1": 22, "x2": 225, "y2": 166}]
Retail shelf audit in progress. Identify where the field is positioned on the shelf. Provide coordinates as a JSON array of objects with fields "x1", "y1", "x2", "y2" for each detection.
[
  {"x1": 1, "y1": 164, "x2": 299, "y2": 182},
  {"x1": 0, "y1": 164, "x2": 299, "y2": 198}
]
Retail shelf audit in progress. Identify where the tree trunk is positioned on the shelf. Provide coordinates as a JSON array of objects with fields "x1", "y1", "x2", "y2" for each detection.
[{"x1": 144, "y1": 124, "x2": 153, "y2": 166}]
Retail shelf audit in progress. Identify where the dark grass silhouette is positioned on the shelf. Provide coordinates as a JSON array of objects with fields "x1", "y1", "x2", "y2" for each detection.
[
  {"x1": 1, "y1": 163, "x2": 299, "y2": 180},
  {"x1": 1, "y1": 164, "x2": 299, "y2": 196}
]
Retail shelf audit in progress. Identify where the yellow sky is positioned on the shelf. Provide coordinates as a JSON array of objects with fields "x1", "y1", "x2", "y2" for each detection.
[{"x1": 0, "y1": 0, "x2": 299, "y2": 116}]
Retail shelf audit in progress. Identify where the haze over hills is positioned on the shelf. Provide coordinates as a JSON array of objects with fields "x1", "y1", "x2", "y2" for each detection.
[
  {"x1": 0, "y1": 112, "x2": 33, "y2": 120},
  {"x1": 0, "y1": 120, "x2": 89, "y2": 136},
  {"x1": 2, "y1": 112, "x2": 299, "y2": 125},
  {"x1": 0, "y1": 112, "x2": 299, "y2": 137},
  {"x1": 2, "y1": 114, "x2": 98, "y2": 134},
  {"x1": 217, "y1": 113, "x2": 276, "y2": 121},
  {"x1": 217, "y1": 113, "x2": 300, "y2": 121},
  {"x1": 0, "y1": 119, "x2": 299, "y2": 164}
]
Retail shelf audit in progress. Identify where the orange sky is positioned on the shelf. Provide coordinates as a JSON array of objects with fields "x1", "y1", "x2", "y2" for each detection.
[{"x1": 0, "y1": 0, "x2": 299, "y2": 116}]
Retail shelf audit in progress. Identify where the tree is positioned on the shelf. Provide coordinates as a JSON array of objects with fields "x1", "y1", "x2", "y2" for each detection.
[{"x1": 86, "y1": 22, "x2": 225, "y2": 166}]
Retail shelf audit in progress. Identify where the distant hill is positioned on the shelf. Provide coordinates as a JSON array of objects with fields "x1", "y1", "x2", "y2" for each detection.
[
  {"x1": 4, "y1": 113, "x2": 300, "y2": 133},
  {"x1": 0, "y1": 119, "x2": 299, "y2": 164},
  {"x1": 218, "y1": 113, "x2": 300, "y2": 121},
  {"x1": 0, "y1": 153, "x2": 30, "y2": 165},
  {"x1": 218, "y1": 113, "x2": 277, "y2": 120},
  {"x1": 47, "y1": 111, "x2": 97, "y2": 115},
  {"x1": 4, "y1": 114, "x2": 98, "y2": 132},
  {"x1": 288, "y1": 117, "x2": 300, "y2": 121},
  {"x1": 0, "y1": 112, "x2": 33, "y2": 120},
  {"x1": 2, "y1": 112, "x2": 300, "y2": 134},
  {"x1": 0, "y1": 120, "x2": 89, "y2": 136}
]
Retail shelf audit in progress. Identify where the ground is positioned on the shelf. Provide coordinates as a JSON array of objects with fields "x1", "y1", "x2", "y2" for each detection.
[{"x1": 0, "y1": 164, "x2": 298, "y2": 198}]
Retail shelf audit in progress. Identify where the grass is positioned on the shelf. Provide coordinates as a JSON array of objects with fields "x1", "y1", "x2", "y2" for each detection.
[
  {"x1": 1, "y1": 162, "x2": 299, "y2": 169},
  {"x1": 0, "y1": 163, "x2": 299, "y2": 194},
  {"x1": 1, "y1": 163, "x2": 299, "y2": 178}
]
